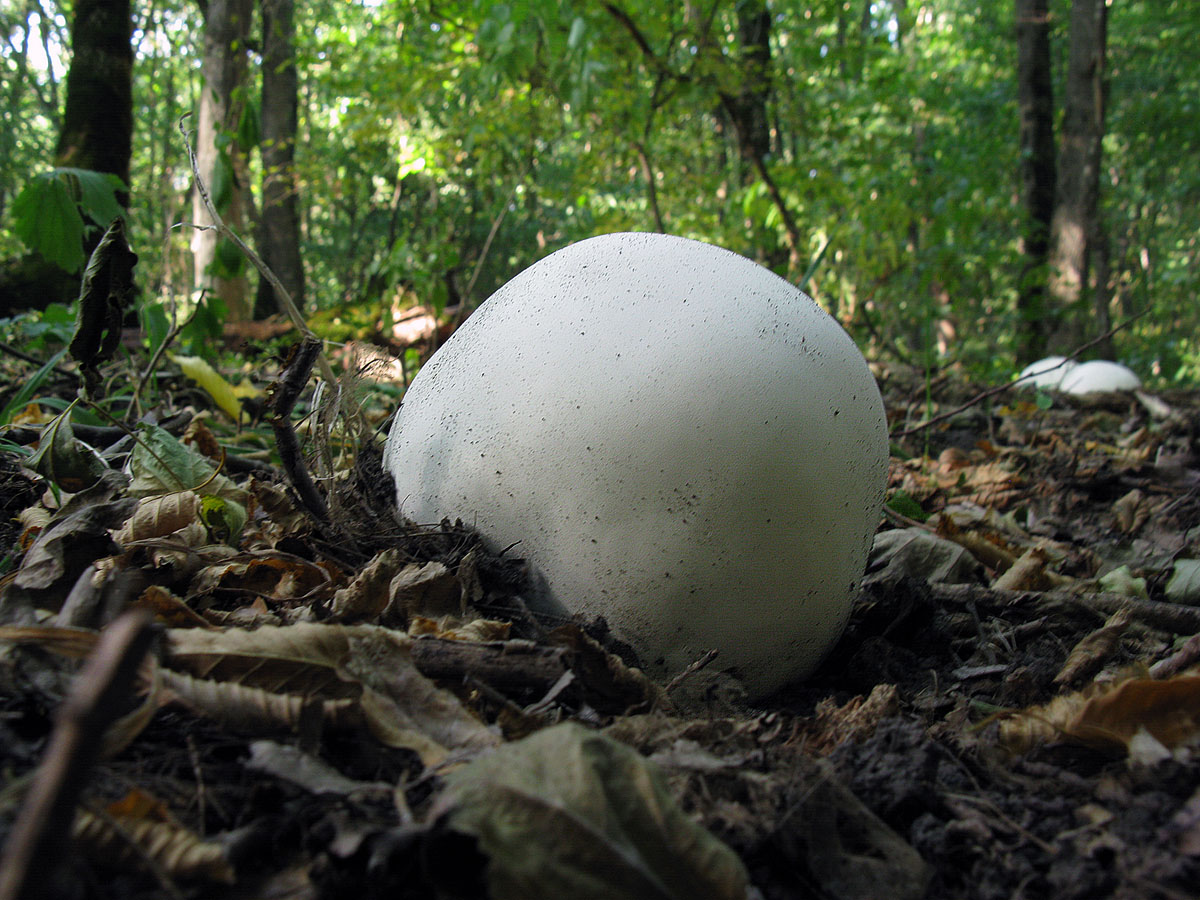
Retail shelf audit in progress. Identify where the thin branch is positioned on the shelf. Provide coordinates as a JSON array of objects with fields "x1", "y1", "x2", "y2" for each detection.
[
  {"x1": 177, "y1": 114, "x2": 335, "y2": 388},
  {"x1": 130, "y1": 297, "x2": 205, "y2": 422},
  {"x1": 0, "y1": 341, "x2": 76, "y2": 378},
  {"x1": 0, "y1": 611, "x2": 155, "y2": 900},
  {"x1": 602, "y1": 3, "x2": 662, "y2": 68},
  {"x1": 267, "y1": 338, "x2": 329, "y2": 521},
  {"x1": 928, "y1": 582, "x2": 1200, "y2": 636},
  {"x1": 633, "y1": 141, "x2": 666, "y2": 233}
]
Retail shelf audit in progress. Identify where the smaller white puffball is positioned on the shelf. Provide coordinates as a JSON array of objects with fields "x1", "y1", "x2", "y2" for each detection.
[
  {"x1": 1059, "y1": 360, "x2": 1141, "y2": 395},
  {"x1": 1017, "y1": 356, "x2": 1077, "y2": 390}
]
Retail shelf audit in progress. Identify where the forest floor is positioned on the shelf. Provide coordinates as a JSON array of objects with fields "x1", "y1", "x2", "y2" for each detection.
[{"x1": 0, "y1": 347, "x2": 1199, "y2": 900}]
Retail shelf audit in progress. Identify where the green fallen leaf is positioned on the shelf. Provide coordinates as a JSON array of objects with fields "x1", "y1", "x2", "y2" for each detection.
[
  {"x1": 199, "y1": 493, "x2": 247, "y2": 543},
  {"x1": 886, "y1": 489, "x2": 928, "y2": 522},
  {"x1": 1166, "y1": 560, "x2": 1200, "y2": 606},
  {"x1": 26, "y1": 404, "x2": 109, "y2": 492},
  {"x1": 1098, "y1": 565, "x2": 1149, "y2": 601},
  {"x1": 442, "y1": 722, "x2": 749, "y2": 900}
]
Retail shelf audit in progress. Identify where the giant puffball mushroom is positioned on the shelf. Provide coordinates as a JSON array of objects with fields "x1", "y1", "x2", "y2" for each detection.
[
  {"x1": 385, "y1": 233, "x2": 889, "y2": 698},
  {"x1": 1059, "y1": 360, "x2": 1141, "y2": 395},
  {"x1": 1017, "y1": 356, "x2": 1077, "y2": 390}
]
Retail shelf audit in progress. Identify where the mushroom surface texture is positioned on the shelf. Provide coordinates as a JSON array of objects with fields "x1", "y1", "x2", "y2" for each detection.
[
  {"x1": 1059, "y1": 360, "x2": 1141, "y2": 395},
  {"x1": 384, "y1": 232, "x2": 889, "y2": 698},
  {"x1": 1017, "y1": 356, "x2": 1077, "y2": 390}
]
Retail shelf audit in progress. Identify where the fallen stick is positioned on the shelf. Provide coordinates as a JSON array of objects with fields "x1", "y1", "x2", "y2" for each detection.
[
  {"x1": 928, "y1": 582, "x2": 1200, "y2": 635},
  {"x1": 0, "y1": 611, "x2": 155, "y2": 900}
]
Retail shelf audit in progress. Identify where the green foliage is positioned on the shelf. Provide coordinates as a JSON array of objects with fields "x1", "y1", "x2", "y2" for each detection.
[
  {"x1": 182, "y1": 295, "x2": 228, "y2": 357},
  {"x1": 211, "y1": 237, "x2": 248, "y2": 279},
  {"x1": 0, "y1": 348, "x2": 67, "y2": 428},
  {"x1": 886, "y1": 489, "x2": 929, "y2": 523},
  {"x1": 235, "y1": 96, "x2": 261, "y2": 152},
  {"x1": 9, "y1": 168, "x2": 126, "y2": 272},
  {"x1": 1, "y1": 0, "x2": 1197, "y2": 385},
  {"x1": 0, "y1": 303, "x2": 75, "y2": 353}
]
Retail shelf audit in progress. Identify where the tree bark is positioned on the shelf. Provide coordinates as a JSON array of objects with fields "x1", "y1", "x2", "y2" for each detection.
[
  {"x1": 607, "y1": 2, "x2": 801, "y2": 273},
  {"x1": 254, "y1": 0, "x2": 305, "y2": 319},
  {"x1": 724, "y1": 0, "x2": 772, "y2": 163},
  {"x1": 716, "y1": 1, "x2": 803, "y2": 273},
  {"x1": 192, "y1": 0, "x2": 254, "y2": 321},
  {"x1": 55, "y1": 0, "x2": 133, "y2": 193},
  {"x1": 1048, "y1": 0, "x2": 1108, "y2": 352},
  {"x1": 1014, "y1": 0, "x2": 1056, "y2": 360},
  {"x1": 0, "y1": 0, "x2": 132, "y2": 315}
]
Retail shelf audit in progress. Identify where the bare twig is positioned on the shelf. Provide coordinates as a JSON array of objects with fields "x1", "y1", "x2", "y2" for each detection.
[
  {"x1": 1149, "y1": 633, "x2": 1200, "y2": 679},
  {"x1": 460, "y1": 160, "x2": 531, "y2": 313},
  {"x1": 177, "y1": 114, "x2": 336, "y2": 388},
  {"x1": 664, "y1": 648, "x2": 720, "y2": 695},
  {"x1": 927, "y1": 582, "x2": 1200, "y2": 635},
  {"x1": 267, "y1": 337, "x2": 329, "y2": 521},
  {"x1": 130, "y1": 295, "x2": 205, "y2": 423},
  {"x1": 0, "y1": 610, "x2": 155, "y2": 900},
  {"x1": 0, "y1": 342, "x2": 75, "y2": 379},
  {"x1": 411, "y1": 637, "x2": 570, "y2": 690}
]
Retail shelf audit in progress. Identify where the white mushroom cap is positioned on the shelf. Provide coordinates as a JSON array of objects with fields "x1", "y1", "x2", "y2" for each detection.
[
  {"x1": 1017, "y1": 356, "x2": 1077, "y2": 389},
  {"x1": 1059, "y1": 360, "x2": 1141, "y2": 395},
  {"x1": 385, "y1": 233, "x2": 889, "y2": 697}
]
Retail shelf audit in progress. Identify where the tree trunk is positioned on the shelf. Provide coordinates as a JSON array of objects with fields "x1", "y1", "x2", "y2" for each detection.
[
  {"x1": 0, "y1": 0, "x2": 132, "y2": 315},
  {"x1": 716, "y1": 1, "x2": 803, "y2": 273},
  {"x1": 1014, "y1": 0, "x2": 1056, "y2": 360},
  {"x1": 55, "y1": 0, "x2": 133, "y2": 194},
  {"x1": 192, "y1": 0, "x2": 254, "y2": 321},
  {"x1": 725, "y1": 0, "x2": 772, "y2": 163},
  {"x1": 1048, "y1": 0, "x2": 1108, "y2": 352},
  {"x1": 254, "y1": 0, "x2": 304, "y2": 319}
]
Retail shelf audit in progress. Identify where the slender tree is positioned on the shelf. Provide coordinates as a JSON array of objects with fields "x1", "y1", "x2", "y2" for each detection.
[
  {"x1": 254, "y1": 0, "x2": 304, "y2": 318},
  {"x1": 56, "y1": 0, "x2": 133, "y2": 193},
  {"x1": 1048, "y1": 0, "x2": 1109, "y2": 352},
  {"x1": 1014, "y1": 0, "x2": 1056, "y2": 360},
  {"x1": 715, "y1": 1, "x2": 803, "y2": 274},
  {"x1": 191, "y1": 0, "x2": 254, "y2": 320},
  {"x1": 0, "y1": 0, "x2": 132, "y2": 314}
]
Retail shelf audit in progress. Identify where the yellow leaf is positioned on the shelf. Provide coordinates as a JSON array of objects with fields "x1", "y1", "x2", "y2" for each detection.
[
  {"x1": 999, "y1": 672, "x2": 1200, "y2": 758},
  {"x1": 170, "y1": 354, "x2": 243, "y2": 421}
]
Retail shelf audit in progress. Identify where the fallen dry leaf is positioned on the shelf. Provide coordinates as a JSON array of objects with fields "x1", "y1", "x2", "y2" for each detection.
[
  {"x1": 164, "y1": 622, "x2": 499, "y2": 766},
  {"x1": 112, "y1": 491, "x2": 203, "y2": 545},
  {"x1": 328, "y1": 547, "x2": 406, "y2": 621},
  {"x1": 1053, "y1": 609, "x2": 1132, "y2": 686},
  {"x1": 74, "y1": 807, "x2": 235, "y2": 884},
  {"x1": 998, "y1": 672, "x2": 1200, "y2": 758}
]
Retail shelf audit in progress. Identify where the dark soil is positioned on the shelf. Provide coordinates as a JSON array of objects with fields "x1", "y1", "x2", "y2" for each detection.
[{"x1": 1, "y1": 364, "x2": 1199, "y2": 900}]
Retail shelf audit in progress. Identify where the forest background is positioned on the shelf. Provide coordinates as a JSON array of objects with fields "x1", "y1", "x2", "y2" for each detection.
[{"x1": 0, "y1": 0, "x2": 1197, "y2": 386}]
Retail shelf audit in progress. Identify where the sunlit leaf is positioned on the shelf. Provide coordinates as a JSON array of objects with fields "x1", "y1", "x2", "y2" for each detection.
[{"x1": 170, "y1": 353, "x2": 244, "y2": 421}]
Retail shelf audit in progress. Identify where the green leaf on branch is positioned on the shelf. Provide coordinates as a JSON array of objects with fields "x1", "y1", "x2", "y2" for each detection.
[
  {"x1": 9, "y1": 168, "x2": 125, "y2": 273},
  {"x1": 236, "y1": 100, "x2": 260, "y2": 151},
  {"x1": 11, "y1": 175, "x2": 86, "y2": 272},
  {"x1": 211, "y1": 237, "x2": 247, "y2": 279}
]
